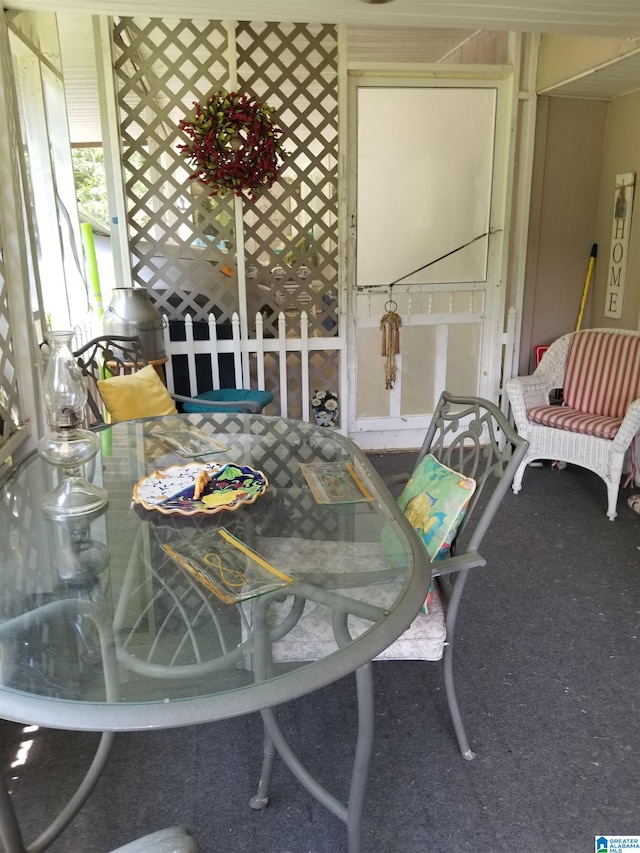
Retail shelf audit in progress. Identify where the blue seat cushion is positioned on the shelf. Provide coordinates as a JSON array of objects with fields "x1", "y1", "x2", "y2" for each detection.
[{"x1": 182, "y1": 388, "x2": 273, "y2": 414}]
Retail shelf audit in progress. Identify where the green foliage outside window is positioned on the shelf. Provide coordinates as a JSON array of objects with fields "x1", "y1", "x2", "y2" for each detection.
[
  {"x1": 72, "y1": 147, "x2": 150, "y2": 229},
  {"x1": 72, "y1": 147, "x2": 109, "y2": 227}
]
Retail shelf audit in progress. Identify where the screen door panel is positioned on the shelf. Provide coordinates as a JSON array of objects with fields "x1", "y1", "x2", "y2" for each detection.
[
  {"x1": 354, "y1": 85, "x2": 497, "y2": 440},
  {"x1": 356, "y1": 87, "x2": 495, "y2": 288}
]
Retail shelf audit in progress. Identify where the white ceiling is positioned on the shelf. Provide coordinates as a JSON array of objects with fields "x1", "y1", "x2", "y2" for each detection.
[
  {"x1": 538, "y1": 49, "x2": 640, "y2": 99},
  {"x1": 7, "y1": 0, "x2": 640, "y2": 113},
  {"x1": 5, "y1": 0, "x2": 640, "y2": 39}
]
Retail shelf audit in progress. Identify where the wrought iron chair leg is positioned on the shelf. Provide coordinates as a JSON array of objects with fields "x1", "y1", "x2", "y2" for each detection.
[
  {"x1": 441, "y1": 572, "x2": 476, "y2": 761},
  {"x1": 249, "y1": 727, "x2": 277, "y2": 809}
]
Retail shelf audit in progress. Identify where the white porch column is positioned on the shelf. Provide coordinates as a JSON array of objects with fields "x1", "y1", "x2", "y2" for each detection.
[{"x1": 0, "y1": 9, "x2": 44, "y2": 458}]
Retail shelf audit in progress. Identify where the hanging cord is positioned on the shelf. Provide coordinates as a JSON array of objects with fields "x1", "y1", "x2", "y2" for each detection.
[
  {"x1": 357, "y1": 229, "x2": 500, "y2": 294},
  {"x1": 372, "y1": 229, "x2": 500, "y2": 390}
]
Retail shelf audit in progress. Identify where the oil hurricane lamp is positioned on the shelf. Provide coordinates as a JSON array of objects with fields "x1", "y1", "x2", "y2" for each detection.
[{"x1": 38, "y1": 331, "x2": 108, "y2": 518}]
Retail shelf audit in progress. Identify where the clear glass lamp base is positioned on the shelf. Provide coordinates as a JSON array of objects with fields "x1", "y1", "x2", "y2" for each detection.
[
  {"x1": 39, "y1": 428, "x2": 109, "y2": 519},
  {"x1": 41, "y1": 475, "x2": 109, "y2": 519}
]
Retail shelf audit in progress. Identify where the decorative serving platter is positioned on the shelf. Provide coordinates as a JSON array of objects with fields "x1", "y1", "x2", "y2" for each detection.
[{"x1": 133, "y1": 462, "x2": 268, "y2": 516}]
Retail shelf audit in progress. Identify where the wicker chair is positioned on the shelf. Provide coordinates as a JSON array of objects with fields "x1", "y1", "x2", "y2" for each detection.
[{"x1": 505, "y1": 327, "x2": 640, "y2": 520}]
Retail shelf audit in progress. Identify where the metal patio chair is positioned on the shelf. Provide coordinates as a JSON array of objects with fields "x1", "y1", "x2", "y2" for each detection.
[
  {"x1": 72, "y1": 335, "x2": 271, "y2": 424},
  {"x1": 254, "y1": 392, "x2": 530, "y2": 761},
  {"x1": 110, "y1": 826, "x2": 200, "y2": 852}
]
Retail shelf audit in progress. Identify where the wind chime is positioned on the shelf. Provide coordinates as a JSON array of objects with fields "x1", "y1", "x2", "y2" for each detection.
[{"x1": 380, "y1": 299, "x2": 401, "y2": 390}]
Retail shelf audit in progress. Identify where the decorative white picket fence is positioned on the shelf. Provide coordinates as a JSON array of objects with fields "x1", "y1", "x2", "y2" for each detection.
[
  {"x1": 162, "y1": 311, "x2": 345, "y2": 422},
  {"x1": 71, "y1": 306, "x2": 518, "y2": 435},
  {"x1": 71, "y1": 311, "x2": 344, "y2": 423}
]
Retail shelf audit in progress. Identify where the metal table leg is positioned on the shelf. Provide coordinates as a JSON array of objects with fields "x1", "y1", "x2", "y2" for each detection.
[
  {"x1": 249, "y1": 727, "x2": 276, "y2": 810},
  {"x1": 0, "y1": 603, "x2": 119, "y2": 851},
  {"x1": 348, "y1": 664, "x2": 375, "y2": 853},
  {"x1": 248, "y1": 586, "x2": 381, "y2": 850},
  {"x1": 253, "y1": 663, "x2": 374, "y2": 853},
  {"x1": 29, "y1": 730, "x2": 115, "y2": 852},
  {"x1": 0, "y1": 769, "x2": 26, "y2": 853},
  {"x1": 0, "y1": 730, "x2": 114, "y2": 853}
]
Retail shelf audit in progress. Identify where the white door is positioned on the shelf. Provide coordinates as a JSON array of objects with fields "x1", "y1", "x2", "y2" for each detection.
[{"x1": 348, "y1": 77, "x2": 514, "y2": 449}]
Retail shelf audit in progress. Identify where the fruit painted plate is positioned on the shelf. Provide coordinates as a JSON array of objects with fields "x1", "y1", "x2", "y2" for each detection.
[{"x1": 133, "y1": 461, "x2": 268, "y2": 516}]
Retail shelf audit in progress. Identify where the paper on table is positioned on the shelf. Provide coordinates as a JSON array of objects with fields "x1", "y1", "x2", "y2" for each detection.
[
  {"x1": 300, "y1": 461, "x2": 375, "y2": 505},
  {"x1": 161, "y1": 527, "x2": 294, "y2": 604},
  {"x1": 150, "y1": 423, "x2": 230, "y2": 456}
]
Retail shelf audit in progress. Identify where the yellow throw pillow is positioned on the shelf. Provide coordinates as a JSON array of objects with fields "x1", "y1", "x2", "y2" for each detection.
[{"x1": 97, "y1": 364, "x2": 178, "y2": 422}]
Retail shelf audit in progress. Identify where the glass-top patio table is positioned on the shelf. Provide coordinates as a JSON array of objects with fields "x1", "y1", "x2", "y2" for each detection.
[{"x1": 0, "y1": 413, "x2": 430, "y2": 853}]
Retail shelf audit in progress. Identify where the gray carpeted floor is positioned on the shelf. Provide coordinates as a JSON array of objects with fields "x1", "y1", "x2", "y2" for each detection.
[{"x1": 1, "y1": 457, "x2": 639, "y2": 852}]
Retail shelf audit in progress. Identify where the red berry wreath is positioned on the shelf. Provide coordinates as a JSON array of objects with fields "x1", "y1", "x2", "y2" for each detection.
[{"x1": 178, "y1": 90, "x2": 286, "y2": 200}]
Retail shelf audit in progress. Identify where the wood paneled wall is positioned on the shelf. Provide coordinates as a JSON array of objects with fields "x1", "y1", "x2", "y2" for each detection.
[
  {"x1": 592, "y1": 90, "x2": 640, "y2": 331},
  {"x1": 519, "y1": 96, "x2": 607, "y2": 374}
]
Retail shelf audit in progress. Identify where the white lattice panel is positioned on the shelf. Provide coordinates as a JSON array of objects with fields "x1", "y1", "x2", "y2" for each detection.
[
  {"x1": 236, "y1": 22, "x2": 339, "y2": 340},
  {"x1": 113, "y1": 17, "x2": 237, "y2": 322},
  {"x1": 112, "y1": 17, "x2": 341, "y2": 409}
]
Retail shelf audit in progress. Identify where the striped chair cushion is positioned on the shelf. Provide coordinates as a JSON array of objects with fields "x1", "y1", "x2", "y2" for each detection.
[
  {"x1": 528, "y1": 405, "x2": 622, "y2": 439},
  {"x1": 564, "y1": 331, "x2": 640, "y2": 419}
]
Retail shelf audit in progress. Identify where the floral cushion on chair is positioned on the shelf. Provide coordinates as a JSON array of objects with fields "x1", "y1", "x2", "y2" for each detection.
[
  {"x1": 249, "y1": 538, "x2": 449, "y2": 662},
  {"x1": 397, "y1": 454, "x2": 476, "y2": 562},
  {"x1": 243, "y1": 457, "x2": 477, "y2": 667},
  {"x1": 383, "y1": 454, "x2": 476, "y2": 611}
]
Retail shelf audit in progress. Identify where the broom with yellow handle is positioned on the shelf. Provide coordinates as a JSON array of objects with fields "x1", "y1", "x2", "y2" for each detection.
[{"x1": 575, "y1": 243, "x2": 597, "y2": 331}]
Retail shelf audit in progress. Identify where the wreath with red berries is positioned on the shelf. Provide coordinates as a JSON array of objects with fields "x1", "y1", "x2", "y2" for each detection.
[{"x1": 178, "y1": 90, "x2": 285, "y2": 200}]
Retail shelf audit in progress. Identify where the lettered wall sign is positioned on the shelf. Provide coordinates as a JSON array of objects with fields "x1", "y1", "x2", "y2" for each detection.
[{"x1": 605, "y1": 172, "x2": 635, "y2": 319}]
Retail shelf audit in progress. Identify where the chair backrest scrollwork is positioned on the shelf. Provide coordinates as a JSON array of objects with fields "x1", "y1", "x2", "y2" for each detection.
[{"x1": 419, "y1": 391, "x2": 529, "y2": 558}]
